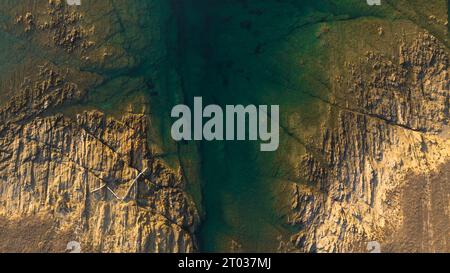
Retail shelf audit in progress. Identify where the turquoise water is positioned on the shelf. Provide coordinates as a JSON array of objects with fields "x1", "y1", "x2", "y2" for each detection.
[
  {"x1": 166, "y1": 0, "x2": 387, "y2": 252},
  {"x1": 78, "y1": 0, "x2": 390, "y2": 252}
]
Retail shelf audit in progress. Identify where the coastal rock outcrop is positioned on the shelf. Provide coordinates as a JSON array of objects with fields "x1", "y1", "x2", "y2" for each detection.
[
  {"x1": 0, "y1": 1, "x2": 199, "y2": 253},
  {"x1": 287, "y1": 30, "x2": 449, "y2": 252}
]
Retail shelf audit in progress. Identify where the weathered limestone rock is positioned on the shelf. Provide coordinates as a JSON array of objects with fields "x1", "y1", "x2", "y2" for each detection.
[
  {"x1": 0, "y1": 0, "x2": 199, "y2": 253},
  {"x1": 286, "y1": 31, "x2": 449, "y2": 253},
  {"x1": 0, "y1": 94, "x2": 199, "y2": 252}
]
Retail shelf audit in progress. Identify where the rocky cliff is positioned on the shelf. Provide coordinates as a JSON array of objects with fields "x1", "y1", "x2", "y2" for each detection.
[
  {"x1": 0, "y1": 0, "x2": 199, "y2": 253},
  {"x1": 287, "y1": 24, "x2": 449, "y2": 252}
]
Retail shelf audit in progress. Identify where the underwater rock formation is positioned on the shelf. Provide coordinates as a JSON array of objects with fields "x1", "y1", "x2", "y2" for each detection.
[{"x1": 0, "y1": 0, "x2": 448, "y2": 253}]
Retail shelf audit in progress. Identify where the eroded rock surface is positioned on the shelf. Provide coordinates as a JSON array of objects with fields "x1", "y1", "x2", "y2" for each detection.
[
  {"x1": 0, "y1": 0, "x2": 199, "y2": 253},
  {"x1": 287, "y1": 31, "x2": 449, "y2": 253},
  {"x1": 0, "y1": 107, "x2": 199, "y2": 252}
]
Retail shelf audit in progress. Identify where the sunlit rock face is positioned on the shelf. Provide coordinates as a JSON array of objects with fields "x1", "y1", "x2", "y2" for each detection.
[
  {"x1": 0, "y1": 0, "x2": 199, "y2": 253},
  {"x1": 287, "y1": 27, "x2": 449, "y2": 253}
]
